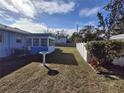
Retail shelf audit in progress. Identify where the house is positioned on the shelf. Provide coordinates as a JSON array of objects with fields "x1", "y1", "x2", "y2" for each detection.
[
  {"x1": 55, "y1": 30, "x2": 68, "y2": 44},
  {"x1": 55, "y1": 35, "x2": 67, "y2": 44},
  {"x1": 110, "y1": 34, "x2": 124, "y2": 40},
  {"x1": 0, "y1": 24, "x2": 55, "y2": 58}
]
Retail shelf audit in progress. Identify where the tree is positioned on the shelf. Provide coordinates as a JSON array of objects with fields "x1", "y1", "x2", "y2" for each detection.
[
  {"x1": 97, "y1": 12, "x2": 106, "y2": 33},
  {"x1": 81, "y1": 25, "x2": 96, "y2": 42},
  {"x1": 105, "y1": 0, "x2": 124, "y2": 34},
  {"x1": 97, "y1": 0, "x2": 124, "y2": 38},
  {"x1": 97, "y1": 12, "x2": 110, "y2": 39},
  {"x1": 79, "y1": 25, "x2": 103, "y2": 42},
  {"x1": 105, "y1": 0, "x2": 124, "y2": 23},
  {"x1": 70, "y1": 25, "x2": 104, "y2": 43},
  {"x1": 70, "y1": 32, "x2": 82, "y2": 43}
]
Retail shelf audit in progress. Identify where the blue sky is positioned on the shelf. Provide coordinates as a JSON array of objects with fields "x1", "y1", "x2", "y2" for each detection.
[{"x1": 0, "y1": 0, "x2": 108, "y2": 35}]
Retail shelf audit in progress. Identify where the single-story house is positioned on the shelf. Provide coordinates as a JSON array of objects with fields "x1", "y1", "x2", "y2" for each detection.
[
  {"x1": 110, "y1": 34, "x2": 124, "y2": 40},
  {"x1": 55, "y1": 35, "x2": 67, "y2": 44},
  {"x1": 0, "y1": 24, "x2": 55, "y2": 58}
]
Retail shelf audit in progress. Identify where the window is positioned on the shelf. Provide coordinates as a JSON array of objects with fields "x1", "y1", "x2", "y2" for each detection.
[
  {"x1": 49, "y1": 39, "x2": 55, "y2": 46},
  {"x1": 0, "y1": 33, "x2": 3, "y2": 43},
  {"x1": 16, "y1": 36, "x2": 22, "y2": 43},
  {"x1": 33, "y1": 38, "x2": 39, "y2": 46},
  {"x1": 41, "y1": 38, "x2": 47, "y2": 46},
  {"x1": 26, "y1": 38, "x2": 32, "y2": 46}
]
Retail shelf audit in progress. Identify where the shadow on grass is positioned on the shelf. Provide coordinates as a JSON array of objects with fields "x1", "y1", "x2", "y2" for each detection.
[
  {"x1": 0, "y1": 56, "x2": 32, "y2": 78},
  {"x1": 44, "y1": 65, "x2": 59, "y2": 76},
  {"x1": 30, "y1": 48, "x2": 78, "y2": 65},
  {"x1": 0, "y1": 48, "x2": 78, "y2": 78},
  {"x1": 46, "y1": 48, "x2": 78, "y2": 65}
]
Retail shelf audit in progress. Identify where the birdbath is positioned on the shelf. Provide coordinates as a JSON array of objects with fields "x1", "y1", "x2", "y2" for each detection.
[{"x1": 39, "y1": 51, "x2": 49, "y2": 66}]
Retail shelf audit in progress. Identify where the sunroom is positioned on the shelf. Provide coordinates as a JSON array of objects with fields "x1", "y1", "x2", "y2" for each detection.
[{"x1": 26, "y1": 33, "x2": 55, "y2": 54}]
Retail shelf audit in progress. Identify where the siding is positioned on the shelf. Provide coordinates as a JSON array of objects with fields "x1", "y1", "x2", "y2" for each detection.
[
  {"x1": 9, "y1": 33, "x2": 25, "y2": 49},
  {"x1": 0, "y1": 31, "x2": 9, "y2": 57},
  {"x1": 0, "y1": 30, "x2": 25, "y2": 58}
]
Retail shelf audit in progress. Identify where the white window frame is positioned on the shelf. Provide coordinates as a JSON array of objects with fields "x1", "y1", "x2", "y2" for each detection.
[
  {"x1": 16, "y1": 35, "x2": 22, "y2": 43},
  {"x1": 49, "y1": 39, "x2": 55, "y2": 46},
  {"x1": 33, "y1": 38, "x2": 40, "y2": 47},
  {"x1": 26, "y1": 38, "x2": 32, "y2": 46},
  {"x1": 0, "y1": 33, "x2": 3, "y2": 43},
  {"x1": 41, "y1": 38, "x2": 48, "y2": 46}
]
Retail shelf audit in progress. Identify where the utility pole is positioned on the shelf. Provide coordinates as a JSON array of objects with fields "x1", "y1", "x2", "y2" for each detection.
[{"x1": 77, "y1": 24, "x2": 79, "y2": 32}]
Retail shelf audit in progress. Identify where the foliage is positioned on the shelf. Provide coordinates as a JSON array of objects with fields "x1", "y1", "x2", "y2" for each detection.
[
  {"x1": 86, "y1": 40, "x2": 124, "y2": 65},
  {"x1": 70, "y1": 25, "x2": 104, "y2": 43},
  {"x1": 82, "y1": 25, "x2": 98, "y2": 42},
  {"x1": 97, "y1": 0, "x2": 124, "y2": 38},
  {"x1": 105, "y1": 0, "x2": 124, "y2": 26},
  {"x1": 69, "y1": 32, "x2": 82, "y2": 43},
  {"x1": 97, "y1": 12, "x2": 106, "y2": 33},
  {"x1": 97, "y1": 12, "x2": 111, "y2": 39},
  {"x1": 83, "y1": 32, "x2": 96, "y2": 42}
]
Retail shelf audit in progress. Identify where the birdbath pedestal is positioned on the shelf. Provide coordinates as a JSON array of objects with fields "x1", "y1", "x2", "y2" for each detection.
[{"x1": 39, "y1": 51, "x2": 49, "y2": 66}]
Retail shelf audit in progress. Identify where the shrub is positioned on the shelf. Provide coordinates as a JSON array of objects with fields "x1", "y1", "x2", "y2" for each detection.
[{"x1": 86, "y1": 40, "x2": 124, "y2": 65}]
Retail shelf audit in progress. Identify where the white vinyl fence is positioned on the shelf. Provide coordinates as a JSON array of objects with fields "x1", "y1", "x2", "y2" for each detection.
[
  {"x1": 76, "y1": 43, "x2": 90, "y2": 62},
  {"x1": 76, "y1": 43, "x2": 124, "y2": 67}
]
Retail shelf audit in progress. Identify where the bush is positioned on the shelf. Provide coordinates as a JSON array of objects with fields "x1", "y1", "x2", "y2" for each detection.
[{"x1": 86, "y1": 40, "x2": 124, "y2": 65}]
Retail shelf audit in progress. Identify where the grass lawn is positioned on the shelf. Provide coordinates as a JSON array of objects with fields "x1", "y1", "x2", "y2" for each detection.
[{"x1": 0, "y1": 47, "x2": 124, "y2": 93}]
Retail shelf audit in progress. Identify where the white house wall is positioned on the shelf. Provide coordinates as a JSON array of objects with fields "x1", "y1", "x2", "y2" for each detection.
[
  {"x1": 9, "y1": 33, "x2": 25, "y2": 49},
  {"x1": 48, "y1": 36, "x2": 55, "y2": 53},
  {"x1": 0, "y1": 31, "x2": 9, "y2": 57},
  {"x1": 0, "y1": 30, "x2": 26, "y2": 58},
  {"x1": 56, "y1": 38, "x2": 67, "y2": 44},
  {"x1": 48, "y1": 46, "x2": 55, "y2": 54},
  {"x1": 110, "y1": 34, "x2": 124, "y2": 40}
]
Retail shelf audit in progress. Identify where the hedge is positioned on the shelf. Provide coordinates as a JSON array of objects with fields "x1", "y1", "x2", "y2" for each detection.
[{"x1": 86, "y1": 40, "x2": 124, "y2": 65}]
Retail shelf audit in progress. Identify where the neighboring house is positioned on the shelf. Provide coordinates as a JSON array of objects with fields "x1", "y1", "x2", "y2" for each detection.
[
  {"x1": 55, "y1": 35, "x2": 67, "y2": 44},
  {"x1": 0, "y1": 24, "x2": 55, "y2": 58},
  {"x1": 110, "y1": 34, "x2": 124, "y2": 40}
]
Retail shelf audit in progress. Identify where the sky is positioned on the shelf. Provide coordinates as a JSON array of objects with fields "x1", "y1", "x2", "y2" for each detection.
[{"x1": 0, "y1": 0, "x2": 108, "y2": 35}]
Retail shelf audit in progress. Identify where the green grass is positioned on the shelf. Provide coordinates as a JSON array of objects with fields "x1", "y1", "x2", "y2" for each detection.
[{"x1": 0, "y1": 47, "x2": 124, "y2": 93}]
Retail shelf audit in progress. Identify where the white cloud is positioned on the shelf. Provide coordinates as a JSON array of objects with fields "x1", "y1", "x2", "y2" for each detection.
[
  {"x1": 83, "y1": 21, "x2": 97, "y2": 27},
  {"x1": 10, "y1": 18, "x2": 75, "y2": 36},
  {"x1": 35, "y1": 0, "x2": 75, "y2": 14},
  {"x1": 50, "y1": 28, "x2": 76, "y2": 36},
  {"x1": 0, "y1": 0, "x2": 75, "y2": 19},
  {"x1": 63, "y1": 28, "x2": 76, "y2": 36},
  {"x1": 0, "y1": 11, "x2": 15, "y2": 22},
  {"x1": 10, "y1": 18, "x2": 48, "y2": 33},
  {"x1": 0, "y1": 0, "x2": 19, "y2": 13},
  {"x1": 0, "y1": 0, "x2": 76, "y2": 36},
  {"x1": 11, "y1": 0, "x2": 36, "y2": 18},
  {"x1": 79, "y1": 7, "x2": 100, "y2": 17}
]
